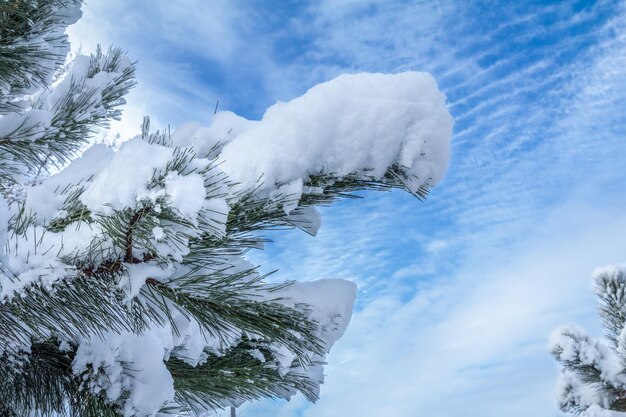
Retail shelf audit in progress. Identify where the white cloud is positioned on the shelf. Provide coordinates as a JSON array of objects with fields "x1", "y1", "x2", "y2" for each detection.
[
  {"x1": 236, "y1": 193, "x2": 626, "y2": 417},
  {"x1": 425, "y1": 239, "x2": 448, "y2": 254},
  {"x1": 66, "y1": 1, "x2": 266, "y2": 135}
]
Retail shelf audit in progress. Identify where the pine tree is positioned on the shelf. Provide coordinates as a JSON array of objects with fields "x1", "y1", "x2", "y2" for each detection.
[
  {"x1": 551, "y1": 266, "x2": 626, "y2": 417},
  {"x1": 0, "y1": 1, "x2": 452, "y2": 416}
]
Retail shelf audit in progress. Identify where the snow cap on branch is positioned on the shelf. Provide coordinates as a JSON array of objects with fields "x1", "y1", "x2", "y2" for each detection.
[{"x1": 172, "y1": 72, "x2": 453, "y2": 197}]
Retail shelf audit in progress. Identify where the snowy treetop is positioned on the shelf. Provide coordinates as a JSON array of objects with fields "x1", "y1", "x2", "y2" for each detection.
[{"x1": 552, "y1": 265, "x2": 626, "y2": 417}]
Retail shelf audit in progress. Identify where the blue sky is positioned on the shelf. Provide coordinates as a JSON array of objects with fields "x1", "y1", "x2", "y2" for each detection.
[{"x1": 68, "y1": 1, "x2": 626, "y2": 416}]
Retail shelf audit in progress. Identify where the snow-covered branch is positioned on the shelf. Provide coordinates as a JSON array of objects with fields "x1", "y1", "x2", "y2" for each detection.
[{"x1": 0, "y1": 1, "x2": 452, "y2": 416}]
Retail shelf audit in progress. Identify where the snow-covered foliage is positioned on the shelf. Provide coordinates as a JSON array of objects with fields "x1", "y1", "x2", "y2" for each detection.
[
  {"x1": 0, "y1": 1, "x2": 452, "y2": 416},
  {"x1": 551, "y1": 266, "x2": 626, "y2": 416}
]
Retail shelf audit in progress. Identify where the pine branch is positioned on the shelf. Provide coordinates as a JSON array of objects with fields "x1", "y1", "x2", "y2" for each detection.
[
  {"x1": 0, "y1": 269, "x2": 152, "y2": 352},
  {"x1": 169, "y1": 339, "x2": 321, "y2": 412},
  {"x1": 595, "y1": 268, "x2": 626, "y2": 348},
  {"x1": 0, "y1": 0, "x2": 79, "y2": 103},
  {"x1": 143, "y1": 274, "x2": 325, "y2": 361},
  {"x1": 552, "y1": 269, "x2": 626, "y2": 415},
  {"x1": 0, "y1": 45, "x2": 136, "y2": 183},
  {"x1": 0, "y1": 17, "x2": 445, "y2": 411},
  {"x1": 124, "y1": 206, "x2": 154, "y2": 263},
  {"x1": 0, "y1": 338, "x2": 124, "y2": 417}
]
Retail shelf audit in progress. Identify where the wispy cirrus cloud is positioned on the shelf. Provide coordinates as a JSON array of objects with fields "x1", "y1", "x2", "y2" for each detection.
[
  {"x1": 237, "y1": 2, "x2": 626, "y2": 416},
  {"x1": 236, "y1": 192, "x2": 626, "y2": 417}
]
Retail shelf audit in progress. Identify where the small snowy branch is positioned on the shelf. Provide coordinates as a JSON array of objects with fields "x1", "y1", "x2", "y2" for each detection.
[{"x1": 552, "y1": 266, "x2": 626, "y2": 415}]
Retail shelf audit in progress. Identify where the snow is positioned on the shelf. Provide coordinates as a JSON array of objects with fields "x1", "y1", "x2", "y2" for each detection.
[
  {"x1": 248, "y1": 349, "x2": 266, "y2": 363},
  {"x1": 0, "y1": 37, "x2": 133, "y2": 151},
  {"x1": 593, "y1": 264, "x2": 626, "y2": 287},
  {"x1": 164, "y1": 172, "x2": 206, "y2": 222},
  {"x1": 272, "y1": 344, "x2": 298, "y2": 377},
  {"x1": 72, "y1": 329, "x2": 175, "y2": 417},
  {"x1": 217, "y1": 71, "x2": 452, "y2": 194},
  {"x1": 549, "y1": 325, "x2": 625, "y2": 383},
  {"x1": 202, "y1": 197, "x2": 229, "y2": 238},
  {"x1": 70, "y1": 306, "x2": 226, "y2": 415},
  {"x1": 152, "y1": 226, "x2": 165, "y2": 240},
  {"x1": 287, "y1": 206, "x2": 322, "y2": 236},
  {"x1": 45, "y1": 51, "x2": 133, "y2": 123},
  {"x1": 122, "y1": 262, "x2": 173, "y2": 300},
  {"x1": 551, "y1": 320, "x2": 626, "y2": 414},
  {"x1": 582, "y1": 405, "x2": 624, "y2": 417},
  {"x1": 45, "y1": 55, "x2": 92, "y2": 109},
  {"x1": 80, "y1": 138, "x2": 174, "y2": 213},
  {"x1": 555, "y1": 371, "x2": 609, "y2": 413},
  {"x1": 0, "y1": 223, "x2": 103, "y2": 300},
  {"x1": 0, "y1": 109, "x2": 52, "y2": 141},
  {"x1": 1, "y1": 254, "x2": 72, "y2": 300},
  {"x1": 270, "y1": 179, "x2": 303, "y2": 215},
  {"x1": 253, "y1": 279, "x2": 358, "y2": 390},
  {"x1": 169, "y1": 317, "x2": 214, "y2": 366},
  {"x1": 0, "y1": 196, "x2": 8, "y2": 248},
  {"x1": 26, "y1": 144, "x2": 114, "y2": 222},
  {"x1": 273, "y1": 279, "x2": 357, "y2": 350},
  {"x1": 77, "y1": 138, "x2": 219, "y2": 233},
  {"x1": 56, "y1": 1, "x2": 84, "y2": 26},
  {"x1": 6, "y1": 0, "x2": 82, "y2": 97},
  {"x1": 171, "y1": 111, "x2": 256, "y2": 157}
]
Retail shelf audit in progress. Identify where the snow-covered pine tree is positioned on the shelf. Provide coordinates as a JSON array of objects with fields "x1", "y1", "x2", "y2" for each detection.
[
  {"x1": 0, "y1": 1, "x2": 453, "y2": 416},
  {"x1": 551, "y1": 266, "x2": 626, "y2": 417}
]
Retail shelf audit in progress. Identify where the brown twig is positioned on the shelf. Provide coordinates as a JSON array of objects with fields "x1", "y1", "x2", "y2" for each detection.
[
  {"x1": 82, "y1": 259, "x2": 123, "y2": 277},
  {"x1": 124, "y1": 206, "x2": 152, "y2": 264}
]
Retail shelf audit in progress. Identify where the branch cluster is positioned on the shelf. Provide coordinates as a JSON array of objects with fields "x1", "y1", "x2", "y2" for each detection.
[
  {"x1": 551, "y1": 266, "x2": 626, "y2": 417},
  {"x1": 0, "y1": 1, "x2": 453, "y2": 415}
]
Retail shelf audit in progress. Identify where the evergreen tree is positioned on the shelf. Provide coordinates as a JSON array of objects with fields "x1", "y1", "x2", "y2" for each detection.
[
  {"x1": 0, "y1": 1, "x2": 452, "y2": 416},
  {"x1": 551, "y1": 266, "x2": 626, "y2": 417}
]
